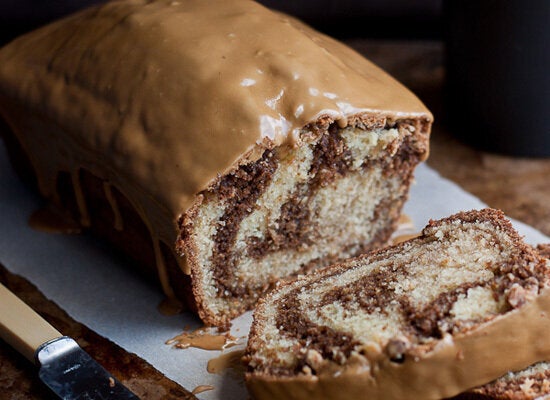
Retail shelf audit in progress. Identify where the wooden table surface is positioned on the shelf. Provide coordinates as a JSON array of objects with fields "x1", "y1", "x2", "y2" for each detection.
[{"x1": 1, "y1": 40, "x2": 549, "y2": 399}]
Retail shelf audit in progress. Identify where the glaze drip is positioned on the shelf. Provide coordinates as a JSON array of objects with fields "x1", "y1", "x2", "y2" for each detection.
[{"x1": 103, "y1": 182, "x2": 124, "y2": 231}]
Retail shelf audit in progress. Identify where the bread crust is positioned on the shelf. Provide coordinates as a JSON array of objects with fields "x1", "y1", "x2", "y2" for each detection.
[
  {"x1": 0, "y1": 0, "x2": 432, "y2": 326},
  {"x1": 245, "y1": 209, "x2": 550, "y2": 399}
]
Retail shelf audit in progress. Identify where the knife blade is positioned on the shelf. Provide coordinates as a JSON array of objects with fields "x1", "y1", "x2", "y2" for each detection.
[{"x1": 0, "y1": 282, "x2": 139, "y2": 399}]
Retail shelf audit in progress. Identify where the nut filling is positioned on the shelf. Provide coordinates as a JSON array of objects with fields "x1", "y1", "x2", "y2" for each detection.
[{"x1": 260, "y1": 211, "x2": 548, "y2": 376}]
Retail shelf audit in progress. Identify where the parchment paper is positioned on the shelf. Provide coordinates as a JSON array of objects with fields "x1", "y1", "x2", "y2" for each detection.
[{"x1": 1, "y1": 140, "x2": 548, "y2": 399}]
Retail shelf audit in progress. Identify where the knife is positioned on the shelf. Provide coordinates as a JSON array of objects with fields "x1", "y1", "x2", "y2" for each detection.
[{"x1": 0, "y1": 282, "x2": 139, "y2": 399}]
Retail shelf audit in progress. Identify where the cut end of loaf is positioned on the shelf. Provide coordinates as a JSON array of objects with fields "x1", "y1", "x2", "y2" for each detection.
[
  {"x1": 244, "y1": 209, "x2": 550, "y2": 399},
  {"x1": 177, "y1": 116, "x2": 430, "y2": 327}
]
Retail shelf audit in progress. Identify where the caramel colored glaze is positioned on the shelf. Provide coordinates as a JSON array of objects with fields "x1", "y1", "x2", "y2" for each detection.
[
  {"x1": 389, "y1": 213, "x2": 418, "y2": 244},
  {"x1": 71, "y1": 169, "x2": 91, "y2": 227},
  {"x1": 397, "y1": 213, "x2": 413, "y2": 226},
  {"x1": 166, "y1": 328, "x2": 237, "y2": 351},
  {"x1": 246, "y1": 287, "x2": 550, "y2": 400},
  {"x1": 207, "y1": 349, "x2": 246, "y2": 375},
  {"x1": 0, "y1": 0, "x2": 431, "y2": 299},
  {"x1": 28, "y1": 205, "x2": 82, "y2": 234},
  {"x1": 152, "y1": 238, "x2": 175, "y2": 298},
  {"x1": 191, "y1": 385, "x2": 215, "y2": 395},
  {"x1": 391, "y1": 232, "x2": 421, "y2": 245},
  {"x1": 103, "y1": 182, "x2": 124, "y2": 231},
  {"x1": 156, "y1": 297, "x2": 184, "y2": 316}
]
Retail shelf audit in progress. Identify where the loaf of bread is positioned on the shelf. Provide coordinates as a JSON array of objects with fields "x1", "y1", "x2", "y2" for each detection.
[
  {"x1": 0, "y1": 0, "x2": 431, "y2": 327},
  {"x1": 245, "y1": 209, "x2": 550, "y2": 399}
]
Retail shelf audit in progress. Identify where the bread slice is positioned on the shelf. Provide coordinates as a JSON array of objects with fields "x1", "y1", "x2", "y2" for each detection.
[
  {"x1": 450, "y1": 245, "x2": 550, "y2": 400},
  {"x1": 245, "y1": 209, "x2": 550, "y2": 399},
  {"x1": 536, "y1": 244, "x2": 550, "y2": 260},
  {"x1": 0, "y1": 0, "x2": 431, "y2": 327},
  {"x1": 450, "y1": 362, "x2": 550, "y2": 400}
]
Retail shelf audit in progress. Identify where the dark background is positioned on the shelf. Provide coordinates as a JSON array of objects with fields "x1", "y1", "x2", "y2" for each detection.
[
  {"x1": 1, "y1": 0, "x2": 547, "y2": 156},
  {"x1": 0, "y1": 0, "x2": 443, "y2": 45}
]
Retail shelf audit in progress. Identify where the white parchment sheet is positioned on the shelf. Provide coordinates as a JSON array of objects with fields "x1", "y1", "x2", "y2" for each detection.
[{"x1": 1, "y1": 140, "x2": 548, "y2": 399}]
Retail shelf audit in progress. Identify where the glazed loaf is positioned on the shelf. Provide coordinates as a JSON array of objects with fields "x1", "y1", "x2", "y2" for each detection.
[
  {"x1": 245, "y1": 209, "x2": 550, "y2": 399},
  {"x1": 0, "y1": 0, "x2": 431, "y2": 327}
]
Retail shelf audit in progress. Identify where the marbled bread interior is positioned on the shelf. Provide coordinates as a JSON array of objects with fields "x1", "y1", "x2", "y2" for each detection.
[
  {"x1": 452, "y1": 245, "x2": 550, "y2": 400},
  {"x1": 452, "y1": 361, "x2": 550, "y2": 400},
  {"x1": 178, "y1": 118, "x2": 427, "y2": 327},
  {"x1": 245, "y1": 209, "x2": 550, "y2": 400}
]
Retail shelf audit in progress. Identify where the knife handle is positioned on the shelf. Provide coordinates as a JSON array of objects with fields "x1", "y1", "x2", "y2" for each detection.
[{"x1": 0, "y1": 282, "x2": 62, "y2": 362}]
